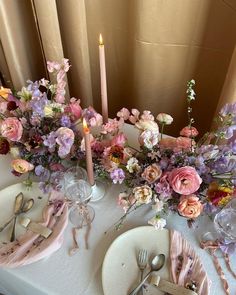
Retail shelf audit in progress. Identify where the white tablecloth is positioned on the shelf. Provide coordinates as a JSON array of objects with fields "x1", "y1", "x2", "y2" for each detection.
[{"x1": 0, "y1": 129, "x2": 235, "y2": 295}]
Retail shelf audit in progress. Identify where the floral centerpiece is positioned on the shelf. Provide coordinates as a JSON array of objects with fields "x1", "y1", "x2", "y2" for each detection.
[
  {"x1": 0, "y1": 59, "x2": 235, "y2": 229},
  {"x1": 0, "y1": 59, "x2": 102, "y2": 193},
  {"x1": 90, "y1": 80, "x2": 236, "y2": 228}
]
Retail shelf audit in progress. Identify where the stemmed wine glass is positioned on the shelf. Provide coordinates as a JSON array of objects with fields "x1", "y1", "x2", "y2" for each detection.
[
  {"x1": 63, "y1": 166, "x2": 95, "y2": 227},
  {"x1": 65, "y1": 179, "x2": 95, "y2": 227},
  {"x1": 202, "y1": 199, "x2": 236, "y2": 249}
]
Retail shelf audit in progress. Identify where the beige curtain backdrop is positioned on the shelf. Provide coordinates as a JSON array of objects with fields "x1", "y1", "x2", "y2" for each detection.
[{"x1": 0, "y1": 0, "x2": 236, "y2": 135}]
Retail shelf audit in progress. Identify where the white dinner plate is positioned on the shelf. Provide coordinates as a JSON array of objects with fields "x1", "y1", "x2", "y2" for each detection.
[
  {"x1": 0, "y1": 182, "x2": 48, "y2": 243},
  {"x1": 102, "y1": 226, "x2": 171, "y2": 295}
]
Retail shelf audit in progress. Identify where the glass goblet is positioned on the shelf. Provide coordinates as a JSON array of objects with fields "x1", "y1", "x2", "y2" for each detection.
[
  {"x1": 65, "y1": 179, "x2": 95, "y2": 227},
  {"x1": 63, "y1": 165, "x2": 88, "y2": 191}
]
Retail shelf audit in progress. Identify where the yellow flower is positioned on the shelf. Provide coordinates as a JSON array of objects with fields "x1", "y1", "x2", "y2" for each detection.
[
  {"x1": 44, "y1": 105, "x2": 54, "y2": 117},
  {"x1": 0, "y1": 86, "x2": 11, "y2": 100}
]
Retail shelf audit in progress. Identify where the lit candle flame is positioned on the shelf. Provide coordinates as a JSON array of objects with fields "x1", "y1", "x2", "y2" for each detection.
[
  {"x1": 83, "y1": 118, "x2": 89, "y2": 133},
  {"x1": 99, "y1": 34, "x2": 103, "y2": 45}
]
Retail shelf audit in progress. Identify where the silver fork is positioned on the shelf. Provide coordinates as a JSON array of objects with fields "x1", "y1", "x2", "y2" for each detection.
[{"x1": 137, "y1": 249, "x2": 148, "y2": 295}]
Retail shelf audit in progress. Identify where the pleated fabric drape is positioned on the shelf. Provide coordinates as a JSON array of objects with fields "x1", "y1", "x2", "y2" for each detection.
[{"x1": 0, "y1": 0, "x2": 236, "y2": 135}]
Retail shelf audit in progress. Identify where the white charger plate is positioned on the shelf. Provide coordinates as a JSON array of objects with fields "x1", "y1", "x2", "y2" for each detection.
[
  {"x1": 0, "y1": 182, "x2": 48, "y2": 243},
  {"x1": 102, "y1": 226, "x2": 171, "y2": 295}
]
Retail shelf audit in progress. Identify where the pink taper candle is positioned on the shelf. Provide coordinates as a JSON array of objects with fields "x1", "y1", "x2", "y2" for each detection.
[
  {"x1": 99, "y1": 34, "x2": 109, "y2": 124},
  {"x1": 83, "y1": 119, "x2": 95, "y2": 186}
]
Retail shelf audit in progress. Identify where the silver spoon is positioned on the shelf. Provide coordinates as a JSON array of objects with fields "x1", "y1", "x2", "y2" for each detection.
[{"x1": 129, "y1": 254, "x2": 165, "y2": 295}]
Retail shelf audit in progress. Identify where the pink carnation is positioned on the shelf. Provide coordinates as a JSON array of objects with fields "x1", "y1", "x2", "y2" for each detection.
[
  {"x1": 169, "y1": 166, "x2": 202, "y2": 195},
  {"x1": 180, "y1": 126, "x2": 199, "y2": 138},
  {"x1": 0, "y1": 117, "x2": 23, "y2": 141}
]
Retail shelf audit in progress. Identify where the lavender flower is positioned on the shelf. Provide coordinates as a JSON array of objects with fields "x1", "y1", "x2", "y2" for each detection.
[
  {"x1": 43, "y1": 131, "x2": 57, "y2": 151},
  {"x1": 56, "y1": 127, "x2": 75, "y2": 158},
  {"x1": 61, "y1": 115, "x2": 71, "y2": 127},
  {"x1": 220, "y1": 102, "x2": 236, "y2": 117},
  {"x1": 35, "y1": 165, "x2": 50, "y2": 181},
  {"x1": 110, "y1": 168, "x2": 125, "y2": 184},
  {"x1": 30, "y1": 93, "x2": 49, "y2": 116}
]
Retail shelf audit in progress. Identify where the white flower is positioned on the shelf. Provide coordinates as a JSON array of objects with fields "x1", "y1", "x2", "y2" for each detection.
[
  {"x1": 156, "y1": 113, "x2": 173, "y2": 125},
  {"x1": 126, "y1": 157, "x2": 140, "y2": 173},
  {"x1": 148, "y1": 216, "x2": 166, "y2": 230},
  {"x1": 139, "y1": 129, "x2": 159, "y2": 149},
  {"x1": 133, "y1": 185, "x2": 152, "y2": 204},
  {"x1": 152, "y1": 199, "x2": 164, "y2": 212},
  {"x1": 135, "y1": 119, "x2": 159, "y2": 131}
]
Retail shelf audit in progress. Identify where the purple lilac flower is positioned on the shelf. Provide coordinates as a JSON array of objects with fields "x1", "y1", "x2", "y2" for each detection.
[
  {"x1": 43, "y1": 131, "x2": 57, "y2": 151},
  {"x1": 30, "y1": 93, "x2": 49, "y2": 116},
  {"x1": 110, "y1": 168, "x2": 125, "y2": 184},
  {"x1": 35, "y1": 165, "x2": 45, "y2": 176},
  {"x1": 60, "y1": 115, "x2": 71, "y2": 127},
  {"x1": 220, "y1": 102, "x2": 236, "y2": 117},
  {"x1": 219, "y1": 125, "x2": 236, "y2": 140}
]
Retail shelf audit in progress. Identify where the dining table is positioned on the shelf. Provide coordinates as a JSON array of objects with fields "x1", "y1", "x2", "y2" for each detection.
[{"x1": 0, "y1": 124, "x2": 235, "y2": 295}]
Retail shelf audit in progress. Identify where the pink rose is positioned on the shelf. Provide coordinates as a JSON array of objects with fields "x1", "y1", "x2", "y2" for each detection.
[
  {"x1": 178, "y1": 195, "x2": 203, "y2": 218},
  {"x1": 180, "y1": 126, "x2": 199, "y2": 138},
  {"x1": 111, "y1": 133, "x2": 127, "y2": 146},
  {"x1": 142, "y1": 164, "x2": 162, "y2": 184},
  {"x1": 169, "y1": 166, "x2": 202, "y2": 195},
  {"x1": 0, "y1": 117, "x2": 23, "y2": 141},
  {"x1": 12, "y1": 159, "x2": 34, "y2": 174}
]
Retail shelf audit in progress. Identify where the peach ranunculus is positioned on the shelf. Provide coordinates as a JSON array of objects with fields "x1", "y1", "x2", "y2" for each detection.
[
  {"x1": 133, "y1": 185, "x2": 153, "y2": 204},
  {"x1": 12, "y1": 159, "x2": 34, "y2": 174},
  {"x1": 0, "y1": 117, "x2": 23, "y2": 141},
  {"x1": 180, "y1": 126, "x2": 199, "y2": 138},
  {"x1": 142, "y1": 164, "x2": 162, "y2": 184},
  {"x1": 177, "y1": 195, "x2": 203, "y2": 218},
  {"x1": 169, "y1": 166, "x2": 202, "y2": 195}
]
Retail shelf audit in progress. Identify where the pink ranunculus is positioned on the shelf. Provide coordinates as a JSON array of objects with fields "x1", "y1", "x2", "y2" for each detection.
[
  {"x1": 69, "y1": 98, "x2": 82, "y2": 120},
  {"x1": 169, "y1": 166, "x2": 202, "y2": 195},
  {"x1": 111, "y1": 133, "x2": 127, "y2": 146},
  {"x1": 0, "y1": 117, "x2": 23, "y2": 141},
  {"x1": 11, "y1": 159, "x2": 34, "y2": 174},
  {"x1": 142, "y1": 164, "x2": 162, "y2": 184},
  {"x1": 178, "y1": 194, "x2": 203, "y2": 218},
  {"x1": 180, "y1": 126, "x2": 199, "y2": 138}
]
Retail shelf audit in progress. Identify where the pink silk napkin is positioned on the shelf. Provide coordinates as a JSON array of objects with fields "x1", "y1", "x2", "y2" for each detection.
[
  {"x1": 0, "y1": 190, "x2": 68, "y2": 268},
  {"x1": 170, "y1": 230, "x2": 211, "y2": 295}
]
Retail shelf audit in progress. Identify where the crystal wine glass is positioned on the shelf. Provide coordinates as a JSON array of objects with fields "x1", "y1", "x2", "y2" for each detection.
[
  {"x1": 65, "y1": 179, "x2": 95, "y2": 227},
  {"x1": 63, "y1": 166, "x2": 88, "y2": 190}
]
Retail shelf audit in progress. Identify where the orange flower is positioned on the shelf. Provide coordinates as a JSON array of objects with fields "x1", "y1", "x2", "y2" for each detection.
[{"x1": 0, "y1": 86, "x2": 11, "y2": 100}]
